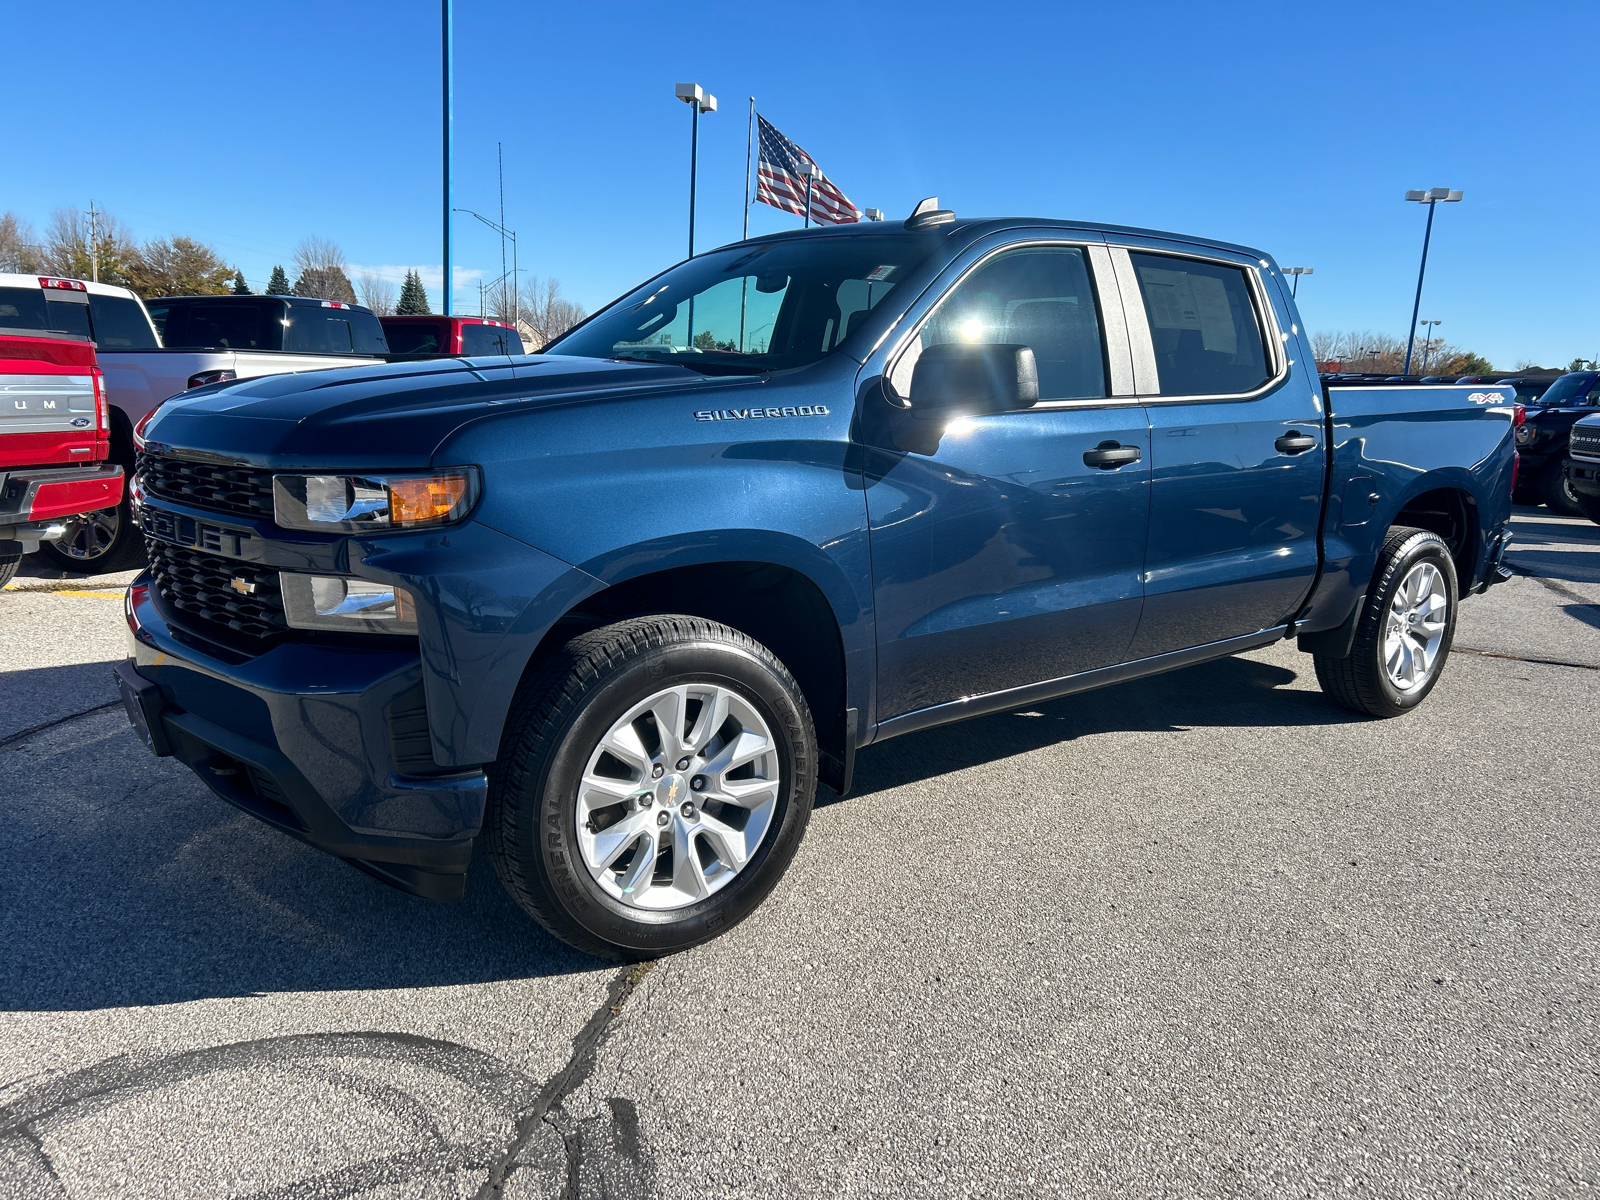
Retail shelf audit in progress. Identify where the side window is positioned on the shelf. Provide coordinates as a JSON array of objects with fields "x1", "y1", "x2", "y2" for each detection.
[
  {"x1": 87, "y1": 295, "x2": 159, "y2": 349},
  {"x1": 461, "y1": 324, "x2": 511, "y2": 355},
  {"x1": 1128, "y1": 253, "x2": 1271, "y2": 396},
  {"x1": 890, "y1": 247, "x2": 1107, "y2": 402},
  {"x1": 286, "y1": 311, "x2": 354, "y2": 354}
]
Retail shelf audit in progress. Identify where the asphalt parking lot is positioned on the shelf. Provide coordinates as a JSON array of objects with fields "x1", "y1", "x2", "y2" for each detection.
[{"x1": 2, "y1": 508, "x2": 1596, "y2": 1199}]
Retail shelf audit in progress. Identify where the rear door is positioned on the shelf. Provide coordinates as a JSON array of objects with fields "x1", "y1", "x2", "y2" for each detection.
[
  {"x1": 860, "y1": 235, "x2": 1153, "y2": 723},
  {"x1": 1109, "y1": 240, "x2": 1325, "y2": 657}
]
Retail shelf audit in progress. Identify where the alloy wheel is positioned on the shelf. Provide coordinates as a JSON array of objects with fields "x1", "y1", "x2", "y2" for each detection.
[
  {"x1": 51, "y1": 506, "x2": 121, "y2": 561},
  {"x1": 576, "y1": 683, "x2": 781, "y2": 911},
  {"x1": 1383, "y1": 561, "x2": 1449, "y2": 691}
]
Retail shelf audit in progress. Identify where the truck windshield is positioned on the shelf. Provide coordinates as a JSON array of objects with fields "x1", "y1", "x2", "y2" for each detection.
[
  {"x1": 547, "y1": 233, "x2": 943, "y2": 374},
  {"x1": 1535, "y1": 373, "x2": 1597, "y2": 406}
]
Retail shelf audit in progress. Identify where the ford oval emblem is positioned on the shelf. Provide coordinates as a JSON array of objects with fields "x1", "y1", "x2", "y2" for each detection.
[{"x1": 70, "y1": 417, "x2": 92, "y2": 427}]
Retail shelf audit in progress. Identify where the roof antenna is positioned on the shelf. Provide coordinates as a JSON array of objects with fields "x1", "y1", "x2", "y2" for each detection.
[{"x1": 905, "y1": 196, "x2": 955, "y2": 229}]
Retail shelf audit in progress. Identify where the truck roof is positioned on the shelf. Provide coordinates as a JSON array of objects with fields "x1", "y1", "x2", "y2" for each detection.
[
  {"x1": 736, "y1": 217, "x2": 1274, "y2": 267},
  {"x1": 0, "y1": 272, "x2": 142, "y2": 300}
]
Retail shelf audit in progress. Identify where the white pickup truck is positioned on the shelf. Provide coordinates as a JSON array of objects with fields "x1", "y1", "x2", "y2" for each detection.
[{"x1": 0, "y1": 276, "x2": 386, "y2": 570}]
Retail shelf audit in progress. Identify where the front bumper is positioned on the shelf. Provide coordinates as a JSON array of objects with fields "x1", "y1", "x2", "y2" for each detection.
[
  {"x1": 1568, "y1": 456, "x2": 1600, "y2": 499},
  {"x1": 123, "y1": 580, "x2": 485, "y2": 901}
]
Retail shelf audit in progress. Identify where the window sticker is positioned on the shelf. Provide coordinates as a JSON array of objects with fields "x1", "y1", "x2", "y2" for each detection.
[{"x1": 865, "y1": 264, "x2": 897, "y2": 282}]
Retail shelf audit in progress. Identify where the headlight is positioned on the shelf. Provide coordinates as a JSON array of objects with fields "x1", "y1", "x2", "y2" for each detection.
[
  {"x1": 272, "y1": 469, "x2": 480, "y2": 532},
  {"x1": 280, "y1": 573, "x2": 419, "y2": 635},
  {"x1": 1514, "y1": 424, "x2": 1536, "y2": 445}
]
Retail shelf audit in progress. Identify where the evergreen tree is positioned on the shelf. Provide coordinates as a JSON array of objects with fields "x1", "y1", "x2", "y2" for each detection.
[
  {"x1": 232, "y1": 270, "x2": 251, "y2": 295},
  {"x1": 395, "y1": 269, "x2": 432, "y2": 315},
  {"x1": 266, "y1": 265, "x2": 291, "y2": 294}
]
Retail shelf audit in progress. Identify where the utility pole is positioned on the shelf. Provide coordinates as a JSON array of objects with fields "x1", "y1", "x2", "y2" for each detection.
[
  {"x1": 87, "y1": 200, "x2": 99, "y2": 283},
  {"x1": 442, "y1": 0, "x2": 454, "y2": 316}
]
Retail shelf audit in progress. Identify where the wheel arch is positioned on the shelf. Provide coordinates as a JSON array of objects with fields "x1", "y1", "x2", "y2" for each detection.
[{"x1": 1390, "y1": 477, "x2": 1481, "y2": 596}]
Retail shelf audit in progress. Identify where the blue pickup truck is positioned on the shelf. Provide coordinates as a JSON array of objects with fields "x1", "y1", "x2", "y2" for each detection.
[{"x1": 118, "y1": 204, "x2": 1516, "y2": 958}]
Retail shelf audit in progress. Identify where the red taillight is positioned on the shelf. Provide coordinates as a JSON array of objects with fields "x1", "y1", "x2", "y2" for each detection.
[
  {"x1": 319, "y1": 300, "x2": 349, "y2": 309},
  {"x1": 92, "y1": 368, "x2": 108, "y2": 431},
  {"x1": 38, "y1": 276, "x2": 88, "y2": 291},
  {"x1": 1513, "y1": 403, "x2": 1526, "y2": 427},
  {"x1": 186, "y1": 368, "x2": 236, "y2": 389}
]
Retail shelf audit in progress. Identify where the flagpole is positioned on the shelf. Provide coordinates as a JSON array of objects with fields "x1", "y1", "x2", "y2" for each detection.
[
  {"x1": 803, "y1": 172, "x2": 814, "y2": 229},
  {"x1": 744, "y1": 99, "x2": 754, "y2": 241}
]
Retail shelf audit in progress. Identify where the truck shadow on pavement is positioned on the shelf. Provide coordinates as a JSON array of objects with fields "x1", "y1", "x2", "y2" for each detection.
[
  {"x1": 840, "y1": 651, "x2": 1359, "y2": 804},
  {"x1": 0, "y1": 709, "x2": 595, "y2": 1013}
]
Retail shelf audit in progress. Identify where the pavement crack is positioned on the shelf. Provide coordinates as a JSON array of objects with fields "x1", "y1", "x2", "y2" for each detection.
[
  {"x1": 478, "y1": 959, "x2": 655, "y2": 1198},
  {"x1": 0, "y1": 700, "x2": 121, "y2": 749},
  {"x1": 1454, "y1": 646, "x2": 1599, "y2": 671}
]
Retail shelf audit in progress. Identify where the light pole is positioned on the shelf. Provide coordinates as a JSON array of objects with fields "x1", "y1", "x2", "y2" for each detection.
[
  {"x1": 441, "y1": 0, "x2": 453, "y2": 315},
  {"x1": 1402, "y1": 187, "x2": 1462, "y2": 375},
  {"x1": 675, "y1": 83, "x2": 717, "y2": 258},
  {"x1": 1418, "y1": 320, "x2": 1442, "y2": 374},
  {"x1": 454, "y1": 207, "x2": 518, "y2": 325},
  {"x1": 1284, "y1": 266, "x2": 1313, "y2": 297}
]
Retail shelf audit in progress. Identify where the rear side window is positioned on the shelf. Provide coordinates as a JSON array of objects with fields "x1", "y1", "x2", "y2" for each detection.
[
  {"x1": 349, "y1": 310, "x2": 388, "y2": 353},
  {"x1": 0, "y1": 286, "x2": 48, "y2": 331},
  {"x1": 1129, "y1": 253, "x2": 1271, "y2": 396},
  {"x1": 87, "y1": 295, "x2": 158, "y2": 349},
  {"x1": 461, "y1": 323, "x2": 519, "y2": 355},
  {"x1": 384, "y1": 322, "x2": 445, "y2": 355},
  {"x1": 159, "y1": 303, "x2": 274, "y2": 350},
  {"x1": 44, "y1": 298, "x2": 92, "y2": 340},
  {"x1": 892, "y1": 245, "x2": 1108, "y2": 402},
  {"x1": 287, "y1": 311, "x2": 353, "y2": 353}
]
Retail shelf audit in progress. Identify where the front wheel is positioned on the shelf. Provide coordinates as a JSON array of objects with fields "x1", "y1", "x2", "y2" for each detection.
[
  {"x1": 1571, "y1": 478, "x2": 1600, "y2": 526},
  {"x1": 487, "y1": 615, "x2": 816, "y2": 960},
  {"x1": 1538, "y1": 461, "x2": 1583, "y2": 516},
  {"x1": 1315, "y1": 526, "x2": 1458, "y2": 718}
]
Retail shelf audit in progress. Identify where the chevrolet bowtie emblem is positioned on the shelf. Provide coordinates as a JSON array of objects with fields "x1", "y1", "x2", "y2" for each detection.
[{"x1": 229, "y1": 577, "x2": 257, "y2": 596}]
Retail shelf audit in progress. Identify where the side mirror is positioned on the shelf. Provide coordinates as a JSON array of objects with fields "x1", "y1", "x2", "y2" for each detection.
[{"x1": 907, "y1": 343, "x2": 1039, "y2": 419}]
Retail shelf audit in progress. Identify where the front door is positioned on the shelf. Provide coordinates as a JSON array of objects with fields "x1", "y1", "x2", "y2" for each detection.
[
  {"x1": 861, "y1": 242, "x2": 1152, "y2": 723},
  {"x1": 1110, "y1": 244, "x2": 1326, "y2": 659}
]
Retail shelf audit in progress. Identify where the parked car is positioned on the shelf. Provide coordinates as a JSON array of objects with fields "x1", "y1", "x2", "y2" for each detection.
[
  {"x1": 0, "y1": 277, "x2": 390, "y2": 571},
  {"x1": 1565, "y1": 414, "x2": 1600, "y2": 524},
  {"x1": 381, "y1": 314, "x2": 525, "y2": 357},
  {"x1": 1513, "y1": 370, "x2": 1600, "y2": 513},
  {"x1": 0, "y1": 330, "x2": 123, "y2": 586},
  {"x1": 119, "y1": 209, "x2": 1516, "y2": 958}
]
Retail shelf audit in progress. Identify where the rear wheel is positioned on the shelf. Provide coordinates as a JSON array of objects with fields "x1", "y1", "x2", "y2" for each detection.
[
  {"x1": 0, "y1": 554, "x2": 19, "y2": 589},
  {"x1": 1537, "y1": 461, "x2": 1583, "y2": 516},
  {"x1": 487, "y1": 615, "x2": 816, "y2": 960},
  {"x1": 1315, "y1": 526, "x2": 1458, "y2": 718},
  {"x1": 35, "y1": 492, "x2": 146, "y2": 574}
]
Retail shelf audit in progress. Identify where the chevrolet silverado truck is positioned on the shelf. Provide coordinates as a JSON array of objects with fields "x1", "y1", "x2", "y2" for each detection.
[
  {"x1": 117, "y1": 207, "x2": 1516, "y2": 959},
  {"x1": 0, "y1": 332, "x2": 123, "y2": 586},
  {"x1": 0, "y1": 276, "x2": 389, "y2": 572}
]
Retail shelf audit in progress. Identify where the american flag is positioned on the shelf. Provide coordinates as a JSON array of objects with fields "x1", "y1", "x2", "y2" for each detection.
[{"x1": 755, "y1": 114, "x2": 859, "y2": 226}]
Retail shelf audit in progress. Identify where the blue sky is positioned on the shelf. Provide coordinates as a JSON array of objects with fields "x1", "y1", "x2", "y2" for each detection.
[{"x1": 8, "y1": 0, "x2": 1595, "y2": 367}]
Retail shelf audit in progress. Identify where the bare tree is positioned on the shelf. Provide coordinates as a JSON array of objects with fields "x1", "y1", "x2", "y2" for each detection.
[
  {"x1": 43, "y1": 206, "x2": 139, "y2": 286},
  {"x1": 516, "y1": 276, "x2": 587, "y2": 349},
  {"x1": 1310, "y1": 330, "x2": 1337, "y2": 362},
  {"x1": 0, "y1": 212, "x2": 43, "y2": 272},
  {"x1": 357, "y1": 272, "x2": 397, "y2": 315},
  {"x1": 292, "y1": 236, "x2": 357, "y2": 303}
]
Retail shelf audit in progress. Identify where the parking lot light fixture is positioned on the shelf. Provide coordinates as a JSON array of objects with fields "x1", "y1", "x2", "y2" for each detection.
[
  {"x1": 1402, "y1": 188, "x2": 1463, "y2": 375},
  {"x1": 1284, "y1": 266, "x2": 1313, "y2": 297},
  {"x1": 1419, "y1": 320, "x2": 1442, "y2": 374},
  {"x1": 864, "y1": 208, "x2": 884, "y2": 222},
  {"x1": 676, "y1": 83, "x2": 717, "y2": 257}
]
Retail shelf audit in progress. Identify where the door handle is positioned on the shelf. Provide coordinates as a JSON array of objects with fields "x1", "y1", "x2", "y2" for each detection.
[
  {"x1": 1083, "y1": 441, "x2": 1142, "y2": 469},
  {"x1": 1275, "y1": 431, "x2": 1317, "y2": 455}
]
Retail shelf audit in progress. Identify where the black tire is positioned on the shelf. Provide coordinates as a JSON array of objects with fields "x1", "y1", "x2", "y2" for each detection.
[
  {"x1": 1575, "y1": 486, "x2": 1600, "y2": 526},
  {"x1": 1537, "y1": 461, "x2": 1583, "y2": 516},
  {"x1": 1314, "y1": 526, "x2": 1458, "y2": 718},
  {"x1": 487, "y1": 615, "x2": 816, "y2": 960},
  {"x1": 35, "y1": 491, "x2": 146, "y2": 574},
  {"x1": 0, "y1": 553, "x2": 19, "y2": 589}
]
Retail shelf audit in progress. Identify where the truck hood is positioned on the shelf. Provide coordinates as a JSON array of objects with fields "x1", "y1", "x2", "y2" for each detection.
[{"x1": 142, "y1": 355, "x2": 745, "y2": 469}]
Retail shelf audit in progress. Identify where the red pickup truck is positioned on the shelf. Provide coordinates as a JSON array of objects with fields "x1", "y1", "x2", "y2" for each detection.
[
  {"x1": 0, "y1": 333, "x2": 124, "y2": 586},
  {"x1": 380, "y1": 314, "x2": 524, "y2": 357}
]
